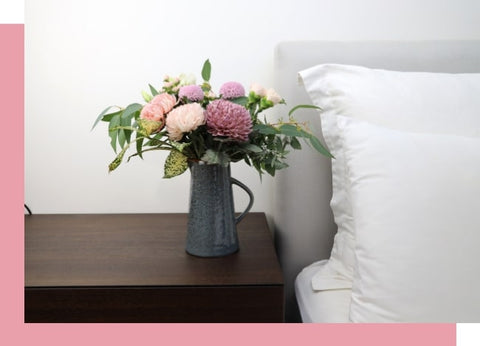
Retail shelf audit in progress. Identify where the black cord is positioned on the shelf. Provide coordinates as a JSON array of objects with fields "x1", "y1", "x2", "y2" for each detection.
[{"x1": 24, "y1": 204, "x2": 32, "y2": 215}]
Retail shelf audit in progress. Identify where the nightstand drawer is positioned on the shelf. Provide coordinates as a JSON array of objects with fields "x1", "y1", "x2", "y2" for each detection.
[
  {"x1": 26, "y1": 285, "x2": 283, "y2": 323},
  {"x1": 25, "y1": 213, "x2": 284, "y2": 322}
]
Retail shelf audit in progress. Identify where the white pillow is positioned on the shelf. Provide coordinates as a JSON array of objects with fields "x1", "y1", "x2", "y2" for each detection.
[
  {"x1": 337, "y1": 116, "x2": 480, "y2": 322},
  {"x1": 299, "y1": 64, "x2": 480, "y2": 291}
]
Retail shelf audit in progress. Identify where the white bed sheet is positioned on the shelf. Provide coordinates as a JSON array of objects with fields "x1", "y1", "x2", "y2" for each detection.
[{"x1": 295, "y1": 260, "x2": 352, "y2": 323}]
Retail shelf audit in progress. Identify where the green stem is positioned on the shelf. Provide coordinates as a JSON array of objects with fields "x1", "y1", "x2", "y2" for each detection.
[
  {"x1": 127, "y1": 147, "x2": 173, "y2": 162},
  {"x1": 118, "y1": 128, "x2": 175, "y2": 149}
]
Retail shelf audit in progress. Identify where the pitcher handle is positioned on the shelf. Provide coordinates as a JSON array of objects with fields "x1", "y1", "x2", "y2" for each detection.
[{"x1": 231, "y1": 177, "x2": 254, "y2": 224}]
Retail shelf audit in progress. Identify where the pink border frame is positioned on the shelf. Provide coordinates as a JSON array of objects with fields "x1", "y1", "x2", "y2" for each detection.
[{"x1": 3, "y1": 22, "x2": 457, "y2": 345}]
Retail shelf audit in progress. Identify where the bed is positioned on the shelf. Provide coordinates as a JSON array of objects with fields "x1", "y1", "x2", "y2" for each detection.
[{"x1": 272, "y1": 40, "x2": 480, "y2": 322}]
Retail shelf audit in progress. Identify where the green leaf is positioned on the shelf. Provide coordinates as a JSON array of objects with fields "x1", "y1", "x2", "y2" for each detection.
[
  {"x1": 309, "y1": 136, "x2": 334, "y2": 158},
  {"x1": 253, "y1": 123, "x2": 278, "y2": 135},
  {"x1": 92, "y1": 106, "x2": 120, "y2": 130},
  {"x1": 117, "y1": 106, "x2": 139, "y2": 148},
  {"x1": 145, "y1": 132, "x2": 163, "y2": 146},
  {"x1": 230, "y1": 96, "x2": 249, "y2": 106},
  {"x1": 108, "y1": 113, "x2": 122, "y2": 152},
  {"x1": 136, "y1": 132, "x2": 144, "y2": 159},
  {"x1": 142, "y1": 90, "x2": 153, "y2": 102},
  {"x1": 137, "y1": 118, "x2": 163, "y2": 135},
  {"x1": 164, "y1": 150, "x2": 188, "y2": 178},
  {"x1": 288, "y1": 104, "x2": 322, "y2": 117},
  {"x1": 100, "y1": 110, "x2": 123, "y2": 123},
  {"x1": 108, "y1": 144, "x2": 129, "y2": 172},
  {"x1": 265, "y1": 162, "x2": 276, "y2": 176},
  {"x1": 252, "y1": 159, "x2": 262, "y2": 174},
  {"x1": 274, "y1": 160, "x2": 288, "y2": 170},
  {"x1": 201, "y1": 59, "x2": 211, "y2": 81},
  {"x1": 171, "y1": 141, "x2": 191, "y2": 153},
  {"x1": 149, "y1": 84, "x2": 159, "y2": 96},
  {"x1": 279, "y1": 124, "x2": 305, "y2": 137},
  {"x1": 242, "y1": 143, "x2": 263, "y2": 153},
  {"x1": 290, "y1": 136, "x2": 302, "y2": 150},
  {"x1": 201, "y1": 149, "x2": 230, "y2": 166},
  {"x1": 117, "y1": 125, "x2": 126, "y2": 149},
  {"x1": 122, "y1": 103, "x2": 142, "y2": 120},
  {"x1": 120, "y1": 116, "x2": 133, "y2": 144},
  {"x1": 275, "y1": 137, "x2": 283, "y2": 152}
]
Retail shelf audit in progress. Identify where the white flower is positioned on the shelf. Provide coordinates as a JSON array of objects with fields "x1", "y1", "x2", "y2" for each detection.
[
  {"x1": 205, "y1": 90, "x2": 217, "y2": 99},
  {"x1": 178, "y1": 73, "x2": 196, "y2": 86},
  {"x1": 250, "y1": 83, "x2": 267, "y2": 97},
  {"x1": 265, "y1": 88, "x2": 282, "y2": 105}
]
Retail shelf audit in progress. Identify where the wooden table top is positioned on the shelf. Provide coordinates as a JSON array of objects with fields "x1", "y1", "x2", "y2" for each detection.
[{"x1": 25, "y1": 212, "x2": 283, "y2": 288}]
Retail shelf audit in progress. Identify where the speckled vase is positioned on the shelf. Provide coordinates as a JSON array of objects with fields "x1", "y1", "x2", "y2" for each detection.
[{"x1": 186, "y1": 161, "x2": 254, "y2": 257}]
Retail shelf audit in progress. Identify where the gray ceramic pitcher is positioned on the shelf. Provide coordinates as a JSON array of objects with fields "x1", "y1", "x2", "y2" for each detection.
[{"x1": 186, "y1": 161, "x2": 254, "y2": 257}]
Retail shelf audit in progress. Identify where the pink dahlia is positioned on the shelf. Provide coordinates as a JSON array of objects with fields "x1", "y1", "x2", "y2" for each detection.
[
  {"x1": 178, "y1": 85, "x2": 204, "y2": 102},
  {"x1": 206, "y1": 99, "x2": 252, "y2": 142},
  {"x1": 219, "y1": 81, "x2": 245, "y2": 99},
  {"x1": 140, "y1": 102, "x2": 165, "y2": 123},
  {"x1": 140, "y1": 93, "x2": 176, "y2": 123},
  {"x1": 151, "y1": 93, "x2": 176, "y2": 113},
  {"x1": 166, "y1": 103, "x2": 206, "y2": 141}
]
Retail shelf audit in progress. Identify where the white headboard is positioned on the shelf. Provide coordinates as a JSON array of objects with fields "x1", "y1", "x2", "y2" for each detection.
[{"x1": 272, "y1": 40, "x2": 480, "y2": 322}]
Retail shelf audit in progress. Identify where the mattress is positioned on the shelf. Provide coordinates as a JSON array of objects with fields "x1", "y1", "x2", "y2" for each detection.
[{"x1": 295, "y1": 260, "x2": 351, "y2": 323}]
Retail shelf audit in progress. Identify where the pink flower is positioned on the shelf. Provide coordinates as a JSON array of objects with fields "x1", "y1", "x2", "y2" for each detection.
[
  {"x1": 140, "y1": 103, "x2": 165, "y2": 123},
  {"x1": 219, "y1": 81, "x2": 245, "y2": 99},
  {"x1": 151, "y1": 93, "x2": 176, "y2": 113},
  {"x1": 140, "y1": 93, "x2": 176, "y2": 124},
  {"x1": 206, "y1": 99, "x2": 252, "y2": 142},
  {"x1": 179, "y1": 85, "x2": 204, "y2": 102},
  {"x1": 166, "y1": 103, "x2": 206, "y2": 141}
]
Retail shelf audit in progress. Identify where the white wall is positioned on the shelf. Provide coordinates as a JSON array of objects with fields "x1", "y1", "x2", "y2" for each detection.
[{"x1": 25, "y1": 0, "x2": 480, "y2": 217}]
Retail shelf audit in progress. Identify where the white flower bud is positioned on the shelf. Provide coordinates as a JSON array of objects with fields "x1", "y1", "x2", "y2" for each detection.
[
  {"x1": 265, "y1": 88, "x2": 282, "y2": 105},
  {"x1": 178, "y1": 73, "x2": 196, "y2": 86},
  {"x1": 250, "y1": 83, "x2": 267, "y2": 97}
]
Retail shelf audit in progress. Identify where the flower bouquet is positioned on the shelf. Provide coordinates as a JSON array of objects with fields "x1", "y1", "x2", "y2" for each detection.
[
  {"x1": 92, "y1": 60, "x2": 332, "y2": 257},
  {"x1": 92, "y1": 60, "x2": 332, "y2": 179}
]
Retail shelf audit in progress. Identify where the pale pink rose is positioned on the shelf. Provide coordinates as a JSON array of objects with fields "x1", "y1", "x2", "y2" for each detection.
[
  {"x1": 250, "y1": 83, "x2": 267, "y2": 97},
  {"x1": 140, "y1": 102, "x2": 165, "y2": 123},
  {"x1": 140, "y1": 93, "x2": 176, "y2": 124},
  {"x1": 265, "y1": 88, "x2": 282, "y2": 105},
  {"x1": 166, "y1": 103, "x2": 206, "y2": 141},
  {"x1": 151, "y1": 93, "x2": 176, "y2": 113}
]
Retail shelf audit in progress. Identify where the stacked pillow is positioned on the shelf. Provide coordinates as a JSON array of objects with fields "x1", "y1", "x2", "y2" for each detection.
[{"x1": 299, "y1": 64, "x2": 480, "y2": 322}]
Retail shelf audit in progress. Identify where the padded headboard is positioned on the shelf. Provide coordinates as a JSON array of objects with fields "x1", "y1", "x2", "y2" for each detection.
[{"x1": 272, "y1": 40, "x2": 480, "y2": 322}]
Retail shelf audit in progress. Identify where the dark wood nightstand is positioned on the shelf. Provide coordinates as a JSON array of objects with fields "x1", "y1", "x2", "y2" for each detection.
[{"x1": 25, "y1": 213, "x2": 284, "y2": 322}]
